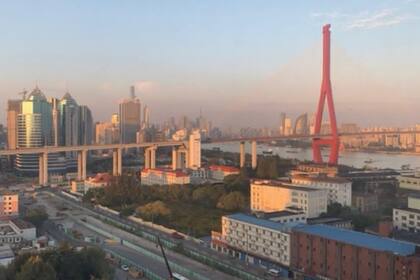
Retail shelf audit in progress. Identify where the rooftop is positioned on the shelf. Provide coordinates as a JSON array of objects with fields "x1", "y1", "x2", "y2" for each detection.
[
  {"x1": 292, "y1": 174, "x2": 350, "y2": 184},
  {"x1": 293, "y1": 224, "x2": 417, "y2": 256},
  {"x1": 251, "y1": 180, "x2": 321, "y2": 192},
  {"x1": 209, "y1": 165, "x2": 240, "y2": 173},
  {"x1": 225, "y1": 213, "x2": 301, "y2": 232},
  {"x1": 258, "y1": 210, "x2": 305, "y2": 219},
  {"x1": 142, "y1": 168, "x2": 189, "y2": 177}
]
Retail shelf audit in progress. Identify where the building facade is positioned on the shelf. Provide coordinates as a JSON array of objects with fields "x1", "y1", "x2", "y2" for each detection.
[
  {"x1": 211, "y1": 213, "x2": 297, "y2": 268},
  {"x1": 251, "y1": 180, "x2": 327, "y2": 218},
  {"x1": 6, "y1": 100, "x2": 21, "y2": 150},
  {"x1": 394, "y1": 196, "x2": 420, "y2": 233},
  {"x1": 0, "y1": 193, "x2": 19, "y2": 217},
  {"x1": 291, "y1": 174, "x2": 352, "y2": 206},
  {"x1": 188, "y1": 130, "x2": 201, "y2": 170},
  {"x1": 208, "y1": 165, "x2": 240, "y2": 181},
  {"x1": 291, "y1": 224, "x2": 420, "y2": 280},
  {"x1": 119, "y1": 88, "x2": 141, "y2": 144},
  {"x1": 141, "y1": 168, "x2": 190, "y2": 185}
]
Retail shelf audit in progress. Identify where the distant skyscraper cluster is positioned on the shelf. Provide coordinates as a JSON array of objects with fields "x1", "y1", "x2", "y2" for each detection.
[{"x1": 7, "y1": 87, "x2": 93, "y2": 175}]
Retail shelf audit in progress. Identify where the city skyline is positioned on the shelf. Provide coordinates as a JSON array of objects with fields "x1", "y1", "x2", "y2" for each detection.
[{"x1": 1, "y1": 1, "x2": 420, "y2": 127}]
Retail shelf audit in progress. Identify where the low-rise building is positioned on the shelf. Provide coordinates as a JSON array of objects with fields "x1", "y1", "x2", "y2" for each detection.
[
  {"x1": 208, "y1": 165, "x2": 240, "y2": 181},
  {"x1": 0, "y1": 192, "x2": 19, "y2": 217},
  {"x1": 398, "y1": 175, "x2": 420, "y2": 192},
  {"x1": 0, "y1": 245, "x2": 14, "y2": 266},
  {"x1": 70, "y1": 181, "x2": 85, "y2": 194},
  {"x1": 141, "y1": 168, "x2": 190, "y2": 185},
  {"x1": 291, "y1": 174, "x2": 352, "y2": 206},
  {"x1": 291, "y1": 224, "x2": 420, "y2": 280},
  {"x1": 393, "y1": 196, "x2": 420, "y2": 233},
  {"x1": 251, "y1": 180, "x2": 327, "y2": 218},
  {"x1": 0, "y1": 219, "x2": 36, "y2": 246},
  {"x1": 84, "y1": 173, "x2": 112, "y2": 191},
  {"x1": 352, "y1": 191, "x2": 378, "y2": 213},
  {"x1": 211, "y1": 213, "x2": 298, "y2": 269},
  {"x1": 255, "y1": 210, "x2": 307, "y2": 224}
]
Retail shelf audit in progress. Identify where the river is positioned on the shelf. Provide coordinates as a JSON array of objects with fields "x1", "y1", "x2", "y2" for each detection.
[{"x1": 203, "y1": 143, "x2": 420, "y2": 170}]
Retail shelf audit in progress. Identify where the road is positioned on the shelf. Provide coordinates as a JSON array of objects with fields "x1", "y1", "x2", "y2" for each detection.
[
  {"x1": 44, "y1": 190, "x2": 267, "y2": 279},
  {"x1": 35, "y1": 191, "x2": 237, "y2": 280}
]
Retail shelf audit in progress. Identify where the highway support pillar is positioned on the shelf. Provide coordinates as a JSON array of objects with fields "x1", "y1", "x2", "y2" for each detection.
[
  {"x1": 239, "y1": 141, "x2": 245, "y2": 168},
  {"x1": 117, "y1": 148, "x2": 122, "y2": 176},
  {"x1": 251, "y1": 140, "x2": 257, "y2": 170},
  {"x1": 150, "y1": 147, "x2": 156, "y2": 169},
  {"x1": 172, "y1": 147, "x2": 178, "y2": 171},
  {"x1": 144, "y1": 148, "x2": 151, "y2": 169},
  {"x1": 77, "y1": 150, "x2": 88, "y2": 180},
  {"x1": 39, "y1": 152, "x2": 48, "y2": 186}
]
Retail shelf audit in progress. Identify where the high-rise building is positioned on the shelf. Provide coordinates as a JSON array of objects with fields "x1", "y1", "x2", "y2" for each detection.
[
  {"x1": 284, "y1": 117, "x2": 292, "y2": 136},
  {"x1": 279, "y1": 112, "x2": 286, "y2": 135},
  {"x1": 6, "y1": 100, "x2": 21, "y2": 150},
  {"x1": 59, "y1": 92, "x2": 79, "y2": 147},
  {"x1": 293, "y1": 113, "x2": 308, "y2": 135},
  {"x1": 15, "y1": 87, "x2": 53, "y2": 174},
  {"x1": 415, "y1": 124, "x2": 420, "y2": 153},
  {"x1": 79, "y1": 105, "x2": 93, "y2": 145},
  {"x1": 119, "y1": 87, "x2": 141, "y2": 144},
  {"x1": 143, "y1": 105, "x2": 150, "y2": 129},
  {"x1": 111, "y1": 113, "x2": 119, "y2": 126},
  {"x1": 48, "y1": 97, "x2": 60, "y2": 146},
  {"x1": 188, "y1": 130, "x2": 201, "y2": 170}
]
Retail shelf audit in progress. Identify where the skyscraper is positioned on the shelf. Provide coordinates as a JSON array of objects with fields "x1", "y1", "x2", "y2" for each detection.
[
  {"x1": 49, "y1": 97, "x2": 60, "y2": 146},
  {"x1": 119, "y1": 87, "x2": 141, "y2": 144},
  {"x1": 143, "y1": 105, "x2": 150, "y2": 129},
  {"x1": 15, "y1": 87, "x2": 53, "y2": 174},
  {"x1": 7, "y1": 100, "x2": 21, "y2": 150},
  {"x1": 79, "y1": 105, "x2": 93, "y2": 145},
  {"x1": 188, "y1": 130, "x2": 201, "y2": 170},
  {"x1": 59, "y1": 92, "x2": 79, "y2": 147}
]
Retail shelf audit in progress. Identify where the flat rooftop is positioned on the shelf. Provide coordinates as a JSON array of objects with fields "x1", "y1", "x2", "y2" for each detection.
[
  {"x1": 294, "y1": 224, "x2": 417, "y2": 256},
  {"x1": 226, "y1": 213, "x2": 300, "y2": 232},
  {"x1": 292, "y1": 174, "x2": 350, "y2": 184},
  {"x1": 251, "y1": 180, "x2": 320, "y2": 192},
  {"x1": 261, "y1": 210, "x2": 305, "y2": 218}
]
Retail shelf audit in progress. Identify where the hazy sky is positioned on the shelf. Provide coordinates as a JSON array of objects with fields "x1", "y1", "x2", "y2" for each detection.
[{"x1": 1, "y1": 0, "x2": 420, "y2": 128}]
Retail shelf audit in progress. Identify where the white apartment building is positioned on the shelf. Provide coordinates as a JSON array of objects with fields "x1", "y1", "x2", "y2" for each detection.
[
  {"x1": 211, "y1": 213, "x2": 298, "y2": 267},
  {"x1": 141, "y1": 168, "x2": 190, "y2": 185},
  {"x1": 251, "y1": 180, "x2": 327, "y2": 218},
  {"x1": 291, "y1": 175, "x2": 352, "y2": 206},
  {"x1": 393, "y1": 196, "x2": 420, "y2": 233},
  {"x1": 398, "y1": 175, "x2": 420, "y2": 191}
]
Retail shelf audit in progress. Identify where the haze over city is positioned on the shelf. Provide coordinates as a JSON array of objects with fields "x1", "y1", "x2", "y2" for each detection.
[{"x1": 1, "y1": 0, "x2": 420, "y2": 127}]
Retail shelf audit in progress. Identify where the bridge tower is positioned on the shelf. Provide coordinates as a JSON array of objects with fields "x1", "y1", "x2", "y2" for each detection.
[{"x1": 312, "y1": 24, "x2": 339, "y2": 165}]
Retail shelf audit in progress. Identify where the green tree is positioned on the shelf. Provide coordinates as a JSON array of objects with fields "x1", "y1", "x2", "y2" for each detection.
[
  {"x1": 16, "y1": 256, "x2": 56, "y2": 280},
  {"x1": 136, "y1": 201, "x2": 171, "y2": 221},
  {"x1": 23, "y1": 207, "x2": 48, "y2": 228},
  {"x1": 217, "y1": 191, "x2": 245, "y2": 211}
]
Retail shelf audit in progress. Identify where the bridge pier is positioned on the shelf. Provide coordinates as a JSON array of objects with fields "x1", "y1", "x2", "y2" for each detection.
[
  {"x1": 172, "y1": 147, "x2": 178, "y2": 171},
  {"x1": 77, "y1": 150, "x2": 88, "y2": 181},
  {"x1": 144, "y1": 146, "x2": 157, "y2": 169},
  {"x1": 239, "y1": 141, "x2": 245, "y2": 168},
  {"x1": 112, "y1": 148, "x2": 122, "y2": 176},
  {"x1": 38, "y1": 152, "x2": 48, "y2": 186},
  {"x1": 251, "y1": 140, "x2": 257, "y2": 170},
  {"x1": 150, "y1": 147, "x2": 156, "y2": 169}
]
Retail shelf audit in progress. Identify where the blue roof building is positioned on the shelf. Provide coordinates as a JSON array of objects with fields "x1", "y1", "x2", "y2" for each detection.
[{"x1": 293, "y1": 224, "x2": 417, "y2": 256}]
